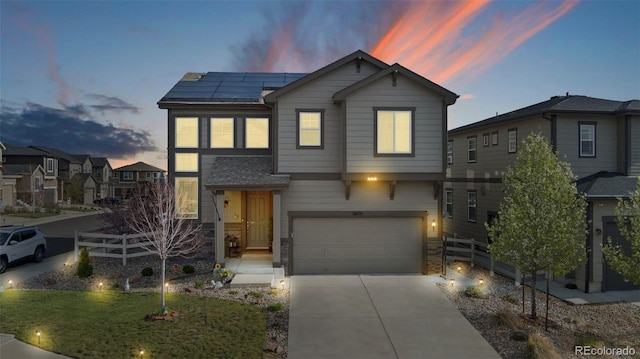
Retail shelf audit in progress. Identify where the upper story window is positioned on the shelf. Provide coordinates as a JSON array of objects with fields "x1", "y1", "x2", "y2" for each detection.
[
  {"x1": 175, "y1": 153, "x2": 198, "y2": 172},
  {"x1": 297, "y1": 110, "x2": 323, "y2": 148},
  {"x1": 467, "y1": 136, "x2": 477, "y2": 163},
  {"x1": 508, "y1": 129, "x2": 517, "y2": 153},
  {"x1": 46, "y1": 158, "x2": 54, "y2": 172},
  {"x1": 210, "y1": 118, "x2": 234, "y2": 148},
  {"x1": 123, "y1": 172, "x2": 133, "y2": 181},
  {"x1": 445, "y1": 189, "x2": 453, "y2": 218},
  {"x1": 491, "y1": 131, "x2": 499, "y2": 146},
  {"x1": 447, "y1": 140, "x2": 453, "y2": 165},
  {"x1": 245, "y1": 118, "x2": 269, "y2": 148},
  {"x1": 175, "y1": 117, "x2": 198, "y2": 148},
  {"x1": 113, "y1": 172, "x2": 118, "y2": 179},
  {"x1": 375, "y1": 109, "x2": 414, "y2": 156},
  {"x1": 483, "y1": 133, "x2": 489, "y2": 147},
  {"x1": 579, "y1": 123, "x2": 596, "y2": 157}
]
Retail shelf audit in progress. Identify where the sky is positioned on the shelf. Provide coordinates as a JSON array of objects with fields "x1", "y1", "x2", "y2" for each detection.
[{"x1": 1, "y1": 0, "x2": 638, "y2": 171}]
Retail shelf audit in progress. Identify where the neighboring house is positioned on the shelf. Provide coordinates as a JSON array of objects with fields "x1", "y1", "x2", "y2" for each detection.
[
  {"x1": 92, "y1": 157, "x2": 115, "y2": 199},
  {"x1": 112, "y1": 162, "x2": 166, "y2": 197},
  {"x1": 3, "y1": 164, "x2": 46, "y2": 206},
  {"x1": 30, "y1": 145, "x2": 83, "y2": 201},
  {"x1": 2, "y1": 145, "x2": 60, "y2": 204},
  {"x1": 445, "y1": 94, "x2": 640, "y2": 292},
  {"x1": 72, "y1": 154, "x2": 94, "y2": 174},
  {"x1": 70, "y1": 173, "x2": 98, "y2": 205},
  {"x1": 158, "y1": 50, "x2": 458, "y2": 275}
]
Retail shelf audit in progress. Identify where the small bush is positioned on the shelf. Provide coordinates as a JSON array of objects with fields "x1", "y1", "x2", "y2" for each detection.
[
  {"x1": 502, "y1": 294, "x2": 519, "y2": 304},
  {"x1": 76, "y1": 248, "x2": 93, "y2": 278},
  {"x1": 267, "y1": 303, "x2": 283, "y2": 312},
  {"x1": 575, "y1": 332, "x2": 602, "y2": 347},
  {"x1": 182, "y1": 264, "x2": 195, "y2": 274},
  {"x1": 194, "y1": 280, "x2": 204, "y2": 288},
  {"x1": 228, "y1": 290, "x2": 238, "y2": 295},
  {"x1": 141, "y1": 267, "x2": 153, "y2": 277},
  {"x1": 524, "y1": 332, "x2": 561, "y2": 359},
  {"x1": 248, "y1": 291, "x2": 263, "y2": 298},
  {"x1": 512, "y1": 331, "x2": 528, "y2": 342},
  {"x1": 492, "y1": 307, "x2": 522, "y2": 330},
  {"x1": 464, "y1": 285, "x2": 484, "y2": 298}
]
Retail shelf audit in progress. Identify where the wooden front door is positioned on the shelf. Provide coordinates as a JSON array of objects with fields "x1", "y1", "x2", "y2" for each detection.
[{"x1": 246, "y1": 191, "x2": 270, "y2": 248}]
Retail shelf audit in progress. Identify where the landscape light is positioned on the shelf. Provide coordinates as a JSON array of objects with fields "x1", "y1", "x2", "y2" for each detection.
[
  {"x1": 99, "y1": 282, "x2": 103, "y2": 291},
  {"x1": 450, "y1": 278, "x2": 455, "y2": 287},
  {"x1": 139, "y1": 348, "x2": 145, "y2": 358},
  {"x1": 8, "y1": 280, "x2": 12, "y2": 289},
  {"x1": 457, "y1": 266, "x2": 461, "y2": 273},
  {"x1": 432, "y1": 220, "x2": 436, "y2": 231},
  {"x1": 280, "y1": 279, "x2": 285, "y2": 290},
  {"x1": 479, "y1": 278, "x2": 484, "y2": 286},
  {"x1": 36, "y1": 330, "x2": 41, "y2": 345}
]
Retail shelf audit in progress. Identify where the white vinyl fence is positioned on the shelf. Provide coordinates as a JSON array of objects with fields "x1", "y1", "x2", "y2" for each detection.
[{"x1": 74, "y1": 231, "x2": 155, "y2": 266}]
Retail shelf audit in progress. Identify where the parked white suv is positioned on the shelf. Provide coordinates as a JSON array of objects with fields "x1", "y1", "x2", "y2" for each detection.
[{"x1": 0, "y1": 226, "x2": 47, "y2": 274}]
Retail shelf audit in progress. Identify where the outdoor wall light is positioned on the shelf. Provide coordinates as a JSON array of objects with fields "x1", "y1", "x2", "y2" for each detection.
[
  {"x1": 367, "y1": 175, "x2": 378, "y2": 182},
  {"x1": 450, "y1": 278, "x2": 455, "y2": 287},
  {"x1": 479, "y1": 278, "x2": 484, "y2": 286},
  {"x1": 432, "y1": 220, "x2": 436, "y2": 231},
  {"x1": 36, "y1": 330, "x2": 41, "y2": 345},
  {"x1": 280, "y1": 279, "x2": 285, "y2": 290}
]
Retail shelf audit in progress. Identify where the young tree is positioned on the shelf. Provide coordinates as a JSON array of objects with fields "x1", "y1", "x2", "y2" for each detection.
[
  {"x1": 125, "y1": 181, "x2": 204, "y2": 312},
  {"x1": 602, "y1": 177, "x2": 640, "y2": 285},
  {"x1": 486, "y1": 132, "x2": 587, "y2": 319}
]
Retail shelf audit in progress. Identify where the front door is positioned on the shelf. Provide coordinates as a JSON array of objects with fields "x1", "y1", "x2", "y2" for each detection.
[{"x1": 246, "y1": 191, "x2": 270, "y2": 248}]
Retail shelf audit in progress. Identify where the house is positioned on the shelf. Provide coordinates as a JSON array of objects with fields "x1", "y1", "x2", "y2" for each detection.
[
  {"x1": 2, "y1": 145, "x2": 60, "y2": 204},
  {"x1": 445, "y1": 94, "x2": 640, "y2": 292},
  {"x1": 2, "y1": 164, "x2": 46, "y2": 207},
  {"x1": 72, "y1": 154, "x2": 94, "y2": 174},
  {"x1": 91, "y1": 157, "x2": 115, "y2": 199},
  {"x1": 158, "y1": 50, "x2": 458, "y2": 275},
  {"x1": 112, "y1": 162, "x2": 165, "y2": 198},
  {"x1": 70, "y1": 173, "x2": 98, "y2": 205}
]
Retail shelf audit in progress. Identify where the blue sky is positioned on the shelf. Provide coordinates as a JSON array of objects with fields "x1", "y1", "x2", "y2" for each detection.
[{"x1": 1, "y1": 0, "x2": 638, "y2": 170}]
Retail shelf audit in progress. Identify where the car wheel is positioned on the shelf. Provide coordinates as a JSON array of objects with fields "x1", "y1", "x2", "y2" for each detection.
[
  {"x1": 0, "y1": 256, "x2": 7, "y2": 274},
  {"x1": 34, "y1": 246, "x2": 45, "y2": 263}
]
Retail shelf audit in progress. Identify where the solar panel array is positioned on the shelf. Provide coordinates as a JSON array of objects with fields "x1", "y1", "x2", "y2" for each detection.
[{"x1": 162, "y1": 72, "x2": 308, "y2": 102}]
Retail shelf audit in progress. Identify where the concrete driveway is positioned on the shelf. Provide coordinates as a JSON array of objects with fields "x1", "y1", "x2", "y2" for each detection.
[{"x1": 288, "y1": 275, "x2": 501, "y2": 359}]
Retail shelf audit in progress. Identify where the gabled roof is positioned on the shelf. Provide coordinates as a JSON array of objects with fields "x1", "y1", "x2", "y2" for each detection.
[
  {"x1": 333, "y1": 63, "x2": 458, "y2": 105},
  {"x1": 205, "y1": 156, "x2": 290, "y2": 189},
  {"x1": 91, "y1": 157, "x2": 111, "y2": 168},
  {"x1": 576, "y1": 172, "x2": 638, "y2": 199},
  {"x1": 28, "y1": 145, "x2": 80, "y2": 163},
  {"x1": 72, "y1": 154, "x2": 93, "y2": 164},
  {"x1": 3, "y1": 144, "x2": 48, "y2": 156},
  {"x1": 450, "y1": 95, "x2": 640, "y2": 134},
  {"x1": 71, "y1": 172, "x2": 97, "y2": 184},
  {"x1": 0, "y1": 141, "x2": 5, "y2": 151},
  {"x1": 114, "y1": 161, "x2": 165, "y2": 172},
  {"x1": 3, "y1": 164, "x2": 45, "y2": 176},
  {"x1": 264, "y1": 50, "x2": 389, "y2": 102}
]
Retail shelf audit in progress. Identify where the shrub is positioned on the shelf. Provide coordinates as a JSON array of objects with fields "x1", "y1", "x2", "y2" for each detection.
[
  {"x1": 524, "y1": 332, "x2": 561, "y2": 359},
  {"x1": 464, "y1": 285, "x2": 484, "y2": 298},
  {"x1": 575, "y1": 332, "x2": 602, "y2": 347},
  {"x1": 76, "y1": 248, "x2": 93, "y2": 278},
  {"x1": 141, "y1": 267, "x2": 153, "y2": 277},
  {"x1": 492, "y1": 307, "x2": 522, "y2": 330},
  {"x1": 194, "y1": 280, "x2": 204, "y2": 288},
  {"x1": 267, "y1": 303, "x2": 283, "y2": 312},
  {"x1": 182, "y1": 264, "x2": 195, "y2": 274},
  {"x1": 502, "y1": 294, "x2": 519, "y2": 304},
  {"x1": 229, "y1": 290, "x2": 238, "y2": 295},
  {"x1": 248, "y1": 291, "x2": 263, "y2": 298},
  {"x1": 512, "y1": 331, "x2": 528, "y2": 342}
]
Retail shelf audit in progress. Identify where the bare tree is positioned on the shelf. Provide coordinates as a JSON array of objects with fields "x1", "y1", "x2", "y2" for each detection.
[{"x1": 125, "y1": 181, "x2": 204, "y2": 312}]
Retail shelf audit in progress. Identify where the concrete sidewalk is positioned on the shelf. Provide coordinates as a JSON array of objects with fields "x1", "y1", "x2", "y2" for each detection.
[
  {"x1": 0, "y1": 334, "x2": 72, "y2": 359},
  {"x1": 288, "y1": 275, "x2": 501, "y2": 359}
]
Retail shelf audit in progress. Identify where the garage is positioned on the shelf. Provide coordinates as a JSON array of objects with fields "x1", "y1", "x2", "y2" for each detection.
[
  {"x1": 603, "y1": 221, "x2": 640, "y2": 291},
  {"x1": 292, "y1": 217, "x2": 423, "y2": 274}
]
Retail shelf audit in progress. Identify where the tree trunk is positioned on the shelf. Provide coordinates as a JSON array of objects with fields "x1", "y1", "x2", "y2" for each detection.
[
  {"x1": 530, "y1": 270, "x2": 537, "y2": 319},
  {"x1": 161, "y1": 258, "x2": 166, "y2": 312}
]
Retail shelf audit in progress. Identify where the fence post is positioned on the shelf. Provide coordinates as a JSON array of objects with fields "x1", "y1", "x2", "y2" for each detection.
[
  {"x1": 122, "y1": 234, "x2": 127, "y2": 266},
  {"x1": 470, "y1": 238, "x2": 475, "y2": 267},
  {"x1": 74, "y1": 230, "x2": 79, "y2": 262},
  {"x1": 489, "y1": 252, "x2": 494, "y2": 277},
  {"x1": 515, "y1": 267, "x2": 521, "y2": 286}
]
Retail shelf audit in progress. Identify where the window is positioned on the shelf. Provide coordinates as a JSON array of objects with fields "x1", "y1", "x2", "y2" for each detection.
[
  {"x1": 113, "y1": 172, "x2": 118, "y2": 179},
  {"x1": 447, "y1": 140, "x2": 453, "y2": 165},
  {"x1": 467, "y1": 191, "x2": 477, "y2": 222},
  {"x1": 175, "y1": 177, "x2": 198, "y2": 218},
  {"x1": 297, "y1": 110, "x2": 323, "y2": 148},
  {"x1": 47, "y1": 158, "x2": 54, "y2": 172},
  {"x1": 508, "y1": 129, "x2": 517, "y2": 153},
  {"x1": 123, "y1": 172, "x2": 133, "y2": 181},
  {"x1": 467, "y1": 136, "x2": 477, "y2": 163},
  {"x1": 483, "y1": 133, "x2": 489, "y2": 147},
  {"x1": 175, "y1": 153, "x2": 198, "y2": 172},
  {"x1": 175, "y1": 117, "x2": 198, "y2": 148},
  {"x1": 146, "y1": 172, "x2": 151, "y2": 179},
  {"x1": 34, "y1": 177, "x2": 41, "y2": 191},
  {"x1": 210, "y1": 118, "x2": 234, "y2": 148},
  {"x1": 245, "y1": 118, "x2": 269, "y2": 148},
  {"x1": 445, "y1": 190, "x2": 453, "y2": 218},
  {"x1": 579, "y1": 123, "x2": 596, "y2": 157},
  {"x1": 491, "y1": 131, "x2": 499, "y2": 146},
  {"x1": 375, "y1": 109, "x2": 413, "y2": 155}
]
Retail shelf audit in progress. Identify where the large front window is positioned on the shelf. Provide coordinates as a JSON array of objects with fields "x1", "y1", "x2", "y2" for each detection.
[
  {"x1": 297, "y1": 111, "x2": 323, "y2": 148},
  {"x1": 579, "y1": 123, "x2": 595, "y2": 157},
  {"x1": 376, "y1": 109, "x2": 413, "y2": 155},
  {"x1": 211, "y1": 118, "x2": 234, "y2": 148},
  {"x1": 245, "y1": 118, "x2": 269, "y2": 148},
  {"x1": 175, "y1": 117, "x2": 198, "y2": 148},
  {"x1": 175, "y1": 177, "x2": 198, "y2": 218}
]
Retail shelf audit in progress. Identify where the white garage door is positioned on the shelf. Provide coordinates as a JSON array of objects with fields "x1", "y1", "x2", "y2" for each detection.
[{"x1": 292, "y1": 217, "x2": 423, "y2": 274}]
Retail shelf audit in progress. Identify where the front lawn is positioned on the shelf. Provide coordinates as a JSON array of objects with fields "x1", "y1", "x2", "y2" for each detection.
[{"x1": 0, "y1": 290, "x2": 266, "y2": 359}]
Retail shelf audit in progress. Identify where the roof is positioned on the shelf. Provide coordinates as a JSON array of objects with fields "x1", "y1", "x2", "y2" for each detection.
[
  {"x1": 576, "y1": 172, "x2": 639, "y2": 198},
  {"x1": 333, "y1": 63, "x2": 458, "y2": 105},
  {"x1": 205, "y1": 156, "x2": 290, "y2": 189},
  {"x1": 3, "y1": 144, "x2": 48, "y2": 157},
  {"x1": 3, "y1": 164, "x2": 45, "y2": 175},
  {"x1": 159, "y1": 72, "x2": 307, "y2": 105},
  {"x1": 450, "y1": 95, "x2": 640, "y2": 134},
  {"x1": 71, "y1": 154, "x2": 93, "y2": 163},
  {"x1": 71, "y1": 173, "x2": 97, "y2": 184},
  {"x1": 28, "y1": 146, "x2": 80, "y2": 163},
  {"x1": 114, "y1": 161, "x2": 165, "y2": 172},
  {"x1": 91, "y1": 157, "x2": 111, "y2": 168}
]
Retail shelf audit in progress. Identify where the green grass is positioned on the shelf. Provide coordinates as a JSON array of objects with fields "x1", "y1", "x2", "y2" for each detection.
[{"x1": 0, "y1": 290, "x2": 266, "y2": 359}]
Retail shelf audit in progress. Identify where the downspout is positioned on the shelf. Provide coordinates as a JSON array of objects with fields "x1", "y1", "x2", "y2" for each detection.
[{"x1": 541, "y1": 112, "x2": 557, "y2": 151}]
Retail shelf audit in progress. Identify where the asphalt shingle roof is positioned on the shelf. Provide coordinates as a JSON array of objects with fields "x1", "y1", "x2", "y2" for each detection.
[
  {"x1": 576, "y1": 172, "x2": 639, "y2": 198},
  {"x1": 114, "y1": 162, "x2": 165, "y2": 172},
  {"x1": 3, "y1": 164, "x2": 43, "y2": 175},
  {"x1": 205, "y1": 156, "x2": 290, "y2": 188}
]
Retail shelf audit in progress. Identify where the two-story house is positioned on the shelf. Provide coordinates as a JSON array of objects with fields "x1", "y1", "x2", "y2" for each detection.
[
  {"x1": 112, "y1": 162, "x2": 165, "y2": 198},
  {"x1": 445, "y1": 95, "x2": 640, "y2": 292},
  {"x1": 2, "y1": 145, "x2": 61, "y2": 204},
  {"x1": 92, "y1": 157, "x2": 114, "y2": 199},
  {"x1": 158, "y1": 50, "x2": 458, "y2": 275}
]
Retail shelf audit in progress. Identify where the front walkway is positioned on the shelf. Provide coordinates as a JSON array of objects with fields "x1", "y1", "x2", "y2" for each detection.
[{"x1": 288, "y1": 275, "x2": 501, "y2": 359}]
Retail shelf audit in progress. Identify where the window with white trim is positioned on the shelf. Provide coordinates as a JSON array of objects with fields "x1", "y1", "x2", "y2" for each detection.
[
  {"x1": 175, "y1": 177, "x2": 198, "y2": 219},
  {"x1": 447, "y1": 140, "x2": 453, "y2": 165},
  {"x1": 483, "y1": 133, "x2": 489, "y2": 147},
  {"x1": 579, "y1": 123, "x2": 595, "y2": 157},
  {"x1": 47, "y1": 158, "x2": 54, "y2": 172},
  {"x1": 467, "y1": 136, "x2": 477, "y2": 163},
  {"x1": 175, "y1": 153, "x2": 198, "y2": 172},
  {"x1": 491, "y1": 131, "x2": 498, "y2": 146},
  {"x1": 376, "y1": 110, "x2": 413, "y2": 155},
  {"x1": 123, "y1": 172, "x2": 133, "y2": 181},
  {"x1": 297, "y1": 111, "x2": 323, "y2": 147},
  {"x1": 468, "y1": 191, "x2": 477, "y2": 222},
  {"x1": 210, "y1": 118, "x2": 234, "y2": 148},
  {"x1": 175, "y1": 117, "x2": 199, "y2": 148},
  {"x1": 245, "y1": 118, "x2": 269, "y2": 148},
  {"x1": 508, "y1": 129, "x2": 517, "y2": 153}
]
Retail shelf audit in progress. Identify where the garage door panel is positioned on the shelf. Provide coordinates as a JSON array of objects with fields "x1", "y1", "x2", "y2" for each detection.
[{"x1": 293, "y1": 217, "x2": 422, "y2": 274}]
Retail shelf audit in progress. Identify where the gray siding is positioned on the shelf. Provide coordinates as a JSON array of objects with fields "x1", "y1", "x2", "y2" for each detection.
[
  {"x1": 630, "y1": 116, "x2": 640, "y2": 175},
  {"x1": 345, "y1": 74, "x2": 443, "y2": 173},
  {"x1": 281, "y1": 180, "x2": 438, "y2": 237},
  {"x1": 276, "y1": 61, "x2": 380, "y2": 173},
  {"x1": 200, "y1": 155, "x2": 216, "y2": 223}
]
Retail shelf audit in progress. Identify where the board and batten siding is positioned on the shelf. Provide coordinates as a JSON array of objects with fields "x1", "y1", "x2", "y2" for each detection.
[
  {"x1": 276, "y1": 61, "x2": 381, "y2": 173},
  {"x1": 345, "y1": 75, "x2": 443, "y2": 173},
  {"x1": 280, "y1": 180, "x2": 438, "y2": 237}
]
